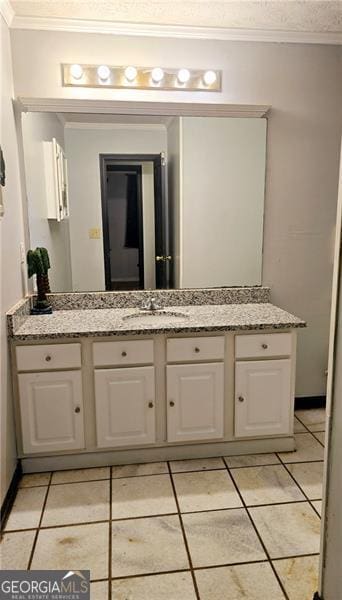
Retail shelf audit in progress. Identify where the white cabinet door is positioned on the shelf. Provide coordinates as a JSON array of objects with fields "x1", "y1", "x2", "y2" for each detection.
[
  {"x1": 95, "y1": 367, "x2": 155, "y2": 448},
  {"x1": 167, "y1": 363, "x2": 224, "y2": 443},
  {"x1": 235, "y1": 359, "x2": 292, "y2": 438},
  {"x1": 18, "y1": 371, "x2": 84, "y2": 454}
]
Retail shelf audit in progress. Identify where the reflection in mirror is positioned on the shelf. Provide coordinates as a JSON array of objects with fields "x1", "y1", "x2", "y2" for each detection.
[{"x1": 21, "y1": 112, "x2": 266, "y2": 293}]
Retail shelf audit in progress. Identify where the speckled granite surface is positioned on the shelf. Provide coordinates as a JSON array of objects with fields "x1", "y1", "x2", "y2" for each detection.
[
  {"x1": 11, "y1": 303, "x2": 305, "y2": 341},
  {"x1": 38, "y1": 286, "x2": 271, "y2": 310},
  {"x1": 6, "y1": 298, "x2": 31, "y2": 336}
]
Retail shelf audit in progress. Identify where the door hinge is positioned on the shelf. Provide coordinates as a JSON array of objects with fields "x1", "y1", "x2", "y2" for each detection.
[{"x1": 161, "y1": 152, "x2": 166, "y2": 167}]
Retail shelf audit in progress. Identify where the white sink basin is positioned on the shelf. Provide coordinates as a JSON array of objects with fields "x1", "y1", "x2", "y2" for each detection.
[{"x1": 122, "y1": 310, "x2": 189, "y2": 325}]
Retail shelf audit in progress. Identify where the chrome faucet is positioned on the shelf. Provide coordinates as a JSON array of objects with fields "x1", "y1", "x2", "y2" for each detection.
[{"x1": 140, "y1": 297, "x2": 162, "y2": 312}]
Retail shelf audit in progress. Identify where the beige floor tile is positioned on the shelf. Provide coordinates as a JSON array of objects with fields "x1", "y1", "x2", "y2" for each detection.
[
  {"x1": 295, "y1": 409, "x2": 326, "y2": 432},
  {"x1": 231, "y1": 465, "x2": 305, "y2": 506},
  {"x1": 182, "y1": 509, "x2": 266, "y2": 568},
  {"x1": 0, "y1": 530, "x2": 36, "y2": 569},
  {"x1": 4, "y1": 487, "x2": 47, "y2": 531},
  {"x1": 224, "y1": 453, "x2": 280, "y2": 468},
  {"x1": 195, "y1": 562, "x2": 285, "y2": 600},
  {"x1": 112, "y1": 462, "x2": 168, "y2": 478},
  {"x1": 249, "y1": 503, "x2": 321, "y2": 558},
  {"x1": 294, "y1": 417, "x2": 307, "y2": 432},
  {"x1": 19, "y1": 473, "x2": 51, "y2": 488},
  {"x1": 169, "y1": 458, "x2": 225, "y2": 473},
  {"x1": 277, "y1": 434, "x2": 324, "y2": 463},
  {"x1": 111, "y1": 572, "x2": 196, "y2": 599},
  {"x1": 287, "y1": 462, "x2": 323, "y2": 500},
  {"x1": 51, "y1": 467, "x2": 110, "y2": 484},
  {"x1": 31, "y1": 522, "x2": 109, "y2": 579},
  {"x1": 311, "y1": 500, "x2": 322, "y2": 516},
  {"x1": 42, "y1": 480, "x2": 109, "y2": 527},
  {"x1": 313, "y1": 431, "x2": 325, "y2": 445},
  {"x1": 273, "y1": 555, "x2": 319, "y2": 600},
  {"x1": 112, "y1": 475, "x2": 176, "y2": 519},
  {"x1": 111, "y1": 515, "x2": 189, "y2": 577},
  {"x1": 91, "y1": 580, "x2": 109, "y2": 600},
  {"x1": 173, "y1": 470, "x2": 242, "y2": 512}
]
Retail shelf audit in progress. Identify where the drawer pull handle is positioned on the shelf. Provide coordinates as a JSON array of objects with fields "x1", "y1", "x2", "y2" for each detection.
[
  {"x1": 74, "y1": 406, "x2": 81, "y2": 413},
  {"x1": 194, "y1": 347, "x2": 200, "y2": 353},
  {"x1": 148, "y1": 401, "x2": 154, "y2": 408},
  {"x1": 169, "y1": 400, "x2": 175, "y2": 407},
  {"x1": 45, "y1": 355, "x2": 52, "y2": 362},
  {"x1": 238, "y1": 396, "x2": 245, "y2": 403},
  {"x1": 261, "y1": 343, "x2": 268, "y2": 349},
  {"x1": 121, "y1": 351, "x2": 127, "y2": 357}
]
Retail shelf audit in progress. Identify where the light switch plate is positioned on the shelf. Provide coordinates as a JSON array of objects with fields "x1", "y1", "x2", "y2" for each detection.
[{"x1": 89, "y1": 228, "x2": 101, "y2": 239}]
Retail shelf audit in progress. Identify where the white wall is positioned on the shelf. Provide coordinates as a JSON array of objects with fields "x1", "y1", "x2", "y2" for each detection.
[
  {"x1": 181, "y1": 117, "x2": 266, "y2": 288},
  {"x1": 0, "y1": 16, "x2": 26, "y2": 503},
  {"x1": 64, "y1": 125, "x2": 166, "y2": 291},
  {"x1": 10, "y1": 29, "x2": 342, "y2": 395},
  {"x1": 21, "y1": 112, "x2": 72, "y2": 292}
]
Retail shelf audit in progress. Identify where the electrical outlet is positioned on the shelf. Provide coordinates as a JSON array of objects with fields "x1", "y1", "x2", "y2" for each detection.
[{"x1": 89, "y1": 228, "x2": 101, "y2": 239}]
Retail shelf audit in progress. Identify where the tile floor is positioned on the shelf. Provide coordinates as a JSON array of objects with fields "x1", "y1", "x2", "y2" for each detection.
[{"x1": 1, "y1": 407, "x2": 326, "y2": 600}]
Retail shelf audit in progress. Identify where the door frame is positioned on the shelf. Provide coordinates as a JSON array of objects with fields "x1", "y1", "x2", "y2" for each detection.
[
  {"x1": 100, "y1": 153, "x2": 168, "y2": 289},
  {"x1": 100, "y1": 158, "x2": 144, "y2": 290}
]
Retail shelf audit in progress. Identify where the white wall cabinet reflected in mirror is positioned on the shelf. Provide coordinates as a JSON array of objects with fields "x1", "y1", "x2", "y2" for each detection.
[{"x1": 21, "y1": 112, "x2": 267, "y2": 293}]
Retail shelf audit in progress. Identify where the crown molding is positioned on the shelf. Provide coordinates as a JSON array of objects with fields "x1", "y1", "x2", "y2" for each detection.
[
  {"x1": 64, "y1": 122, "x2": 167, "y2": 131},
  {"x1": 0, "y1": 0, "x2": 15, "y2": 27},
  {"x1": 10, "y1": 15, "x2": 342, "y2": 45},
  {"x1": 16, "y1": 97, "x2": 271, "y2": 118}
]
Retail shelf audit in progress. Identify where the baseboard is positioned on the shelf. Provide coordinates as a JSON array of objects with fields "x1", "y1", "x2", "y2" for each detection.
[
  {"x1": 0, "y1": 461, "x2": 22, "y2": 532},
  {"x1": 295, "y1": 396, "x2": 326, "y2": 410}
]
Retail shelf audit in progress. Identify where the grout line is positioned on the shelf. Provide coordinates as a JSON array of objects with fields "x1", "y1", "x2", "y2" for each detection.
[
  {"x1": 167, "y1": 462, "x2": 201, "y2": 600},
  {"x1": 108, "y1": 467, "x2": 112, "y2": 600},
  {"x1": 223, "y1": 461, "x2": 290, "y2": 600},
  {"x1": 276, "y1": 452, "x2": 323, "y2": 510},
  {"x1": 27, "y1": 471, "x2": 53, "y2": 570},
  {"x1": 110, "y1": 568, "x2": 192, "y2": 582}
]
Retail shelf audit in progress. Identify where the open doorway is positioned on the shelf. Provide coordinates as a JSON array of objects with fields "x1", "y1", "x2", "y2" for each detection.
[{"x1": 100, "y1": 153, "x2": 171, "y2": 291}]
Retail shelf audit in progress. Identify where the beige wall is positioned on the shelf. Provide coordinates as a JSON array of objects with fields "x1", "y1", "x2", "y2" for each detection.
[
  {"x1": 0, "y1": 16, "x2": 26, "y2": 503},
  {"x1": 21, "y1": 112, "x2": 73, "y2": 292},
  {"x1": 8, "y1": 30, "x2": 342, "y2": 397}
]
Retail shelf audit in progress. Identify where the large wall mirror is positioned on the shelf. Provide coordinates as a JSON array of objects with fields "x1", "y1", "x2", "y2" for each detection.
[{"x1": 21, "y1": 111, "x2": 267, "y2": 292}]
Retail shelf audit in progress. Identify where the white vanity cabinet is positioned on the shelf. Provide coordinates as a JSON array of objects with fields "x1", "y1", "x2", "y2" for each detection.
[
  {"x1": 94, "y1": 367, "x2": 156, "y2": 448},
  {"x1": 93, "y1": 340, "x2": 155, "y2": 448},
  {"x1": 234, "y1": 333, "x2": 293, "y2": 438},
  {"x1": 16, "y1": 340, "x2": 84, "y2": 454},
  {"x1": 167, "y1": 363, "x2": 224, "y2": 442}
]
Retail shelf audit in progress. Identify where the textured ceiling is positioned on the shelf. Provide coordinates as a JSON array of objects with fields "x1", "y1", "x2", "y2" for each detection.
[{"x1": 9, "y1": 1, "x2": 342, "y2": 33}]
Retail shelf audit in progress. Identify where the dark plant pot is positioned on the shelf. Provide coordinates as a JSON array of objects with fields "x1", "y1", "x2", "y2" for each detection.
[{"x1": 30, "y1": 305, "x2": 53, "y2": 315}]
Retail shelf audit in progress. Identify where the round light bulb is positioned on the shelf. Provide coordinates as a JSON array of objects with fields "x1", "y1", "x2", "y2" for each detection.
[
  {"x1": 177, "y1": 68, "x2": 190, "y2": 84},
  {"x1": 124, "y1": 66, "x2": 138, "y2": 82},
  {"x1": 203, "y1": 70, "x2": 217, "y2": 86},
  {"x1": 151, "y1": 67, "x2": 164, "y2": 83},
  {"x1": 70, "y1": 64, "x2": 83, "y2": 80},
  {"x1": 97, "y1": 65, "x2": 110, "y2": 81}
]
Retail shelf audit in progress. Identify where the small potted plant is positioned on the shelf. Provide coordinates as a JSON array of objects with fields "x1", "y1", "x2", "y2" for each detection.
[{"x1": 27, "y1": 247, "x2": 53, "y2": 314}]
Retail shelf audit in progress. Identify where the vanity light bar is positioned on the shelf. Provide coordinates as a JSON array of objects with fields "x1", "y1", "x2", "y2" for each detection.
[{"x1": 62, "y1": 64, "x2": 222, "y2": 92}]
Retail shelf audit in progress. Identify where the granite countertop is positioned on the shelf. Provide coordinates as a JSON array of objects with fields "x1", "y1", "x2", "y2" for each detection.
[{"x1": 11, "y1": 303, "x2": 306, "y2": 341}]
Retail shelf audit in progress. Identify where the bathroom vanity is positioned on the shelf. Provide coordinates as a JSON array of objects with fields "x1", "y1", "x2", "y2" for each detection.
[{"x1": 7, "y1": 289, "x2": 305, "y2": 473}]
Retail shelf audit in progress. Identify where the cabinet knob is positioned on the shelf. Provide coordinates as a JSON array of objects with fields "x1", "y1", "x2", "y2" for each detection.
[
  {"x1": 74, "y1": 406, "x2": 81, "y2": 413},
  {"x1": 148, "y1": 401, "x2": 154, "y2": 408},
  {"x1": 261, "y1": 343, "x2": 268, "y2": 349},
  {"x1": 238, "y1": 396, "x2": 245, "y2": 403},
  {"x1": 45, "y1": 355, "x2": 52, "y2": 362},
  {"x1": 169, "y1": 400, "x2": 175, "y2": 407},
  {"x1": 121, "y1": 351, "x2": 127, "y2": 357},
  {"x1": 194, "y1": 347, "x2": 200, "y2": 353}
]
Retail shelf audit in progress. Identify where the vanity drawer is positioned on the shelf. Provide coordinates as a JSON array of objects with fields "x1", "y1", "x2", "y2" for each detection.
[
  {"x1": 235, "y1": 333, "x2": 292, "y2": 359},
  {"x1": 16, "y1": 343, "x2": 81, "y2": 371},
  {"x1": 167, "y1": 336, "x2": 225, "y2": 363},
  {"x1": 93, "y1": 340, "x2": 154, "y2": 367}
]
